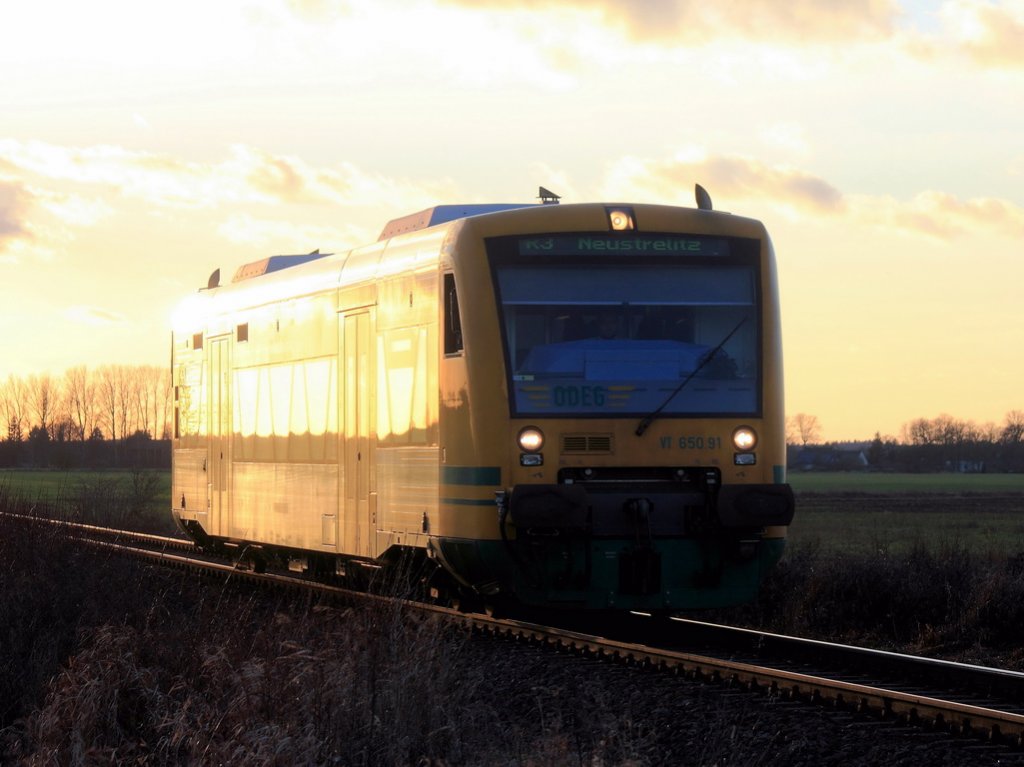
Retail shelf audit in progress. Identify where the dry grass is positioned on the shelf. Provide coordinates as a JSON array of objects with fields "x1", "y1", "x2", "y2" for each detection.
[
  {"x1": 713, "y1": 541, "x2": 1024, "y2": 664},
  {"x1": 2, "y1": 484, "x2": 1018, "y2": 765},
  {"x1": 0, "y1": 490, "x2": 661, "y2": 765},
  {"x1": 16, "y1": 604, "x2": 481, "y2": 765}
]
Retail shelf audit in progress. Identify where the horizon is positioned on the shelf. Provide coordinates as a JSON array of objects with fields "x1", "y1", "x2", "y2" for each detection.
[{"x1": 2, "y1": 1, "x2": 1022, "y2": 442}]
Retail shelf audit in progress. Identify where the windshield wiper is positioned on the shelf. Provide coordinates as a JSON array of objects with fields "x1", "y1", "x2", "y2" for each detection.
[{"x1": 634, "y1": 318, "x2": 747, "y2": 437}]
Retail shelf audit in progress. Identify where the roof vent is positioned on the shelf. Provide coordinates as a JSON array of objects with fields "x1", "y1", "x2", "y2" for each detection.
[
  {"x1": 231, "y1": 250, "x2": 329, "y2": 283},
  {"x1": 377, "y1": 203, "x2": 536, "y2": 240}
]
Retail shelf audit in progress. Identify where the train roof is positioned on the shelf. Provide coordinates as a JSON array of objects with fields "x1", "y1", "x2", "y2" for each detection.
[
  {"x1": 231, "y1": 251, "x2": 330, "y2": 283},
  {"x1": 222, "y1": 186, "x2": 730, "y2": 291},
  {"x1": 184, "y1": 189, "x2": 760, "y2": 321},
  {"x1": 377, "y1": 203, "x2": 538, "y2": 240}
]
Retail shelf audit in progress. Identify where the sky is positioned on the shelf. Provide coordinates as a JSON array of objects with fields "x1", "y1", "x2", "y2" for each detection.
[{"x1": 2, "y1": 0, "x2": 1023, "y2": 442}]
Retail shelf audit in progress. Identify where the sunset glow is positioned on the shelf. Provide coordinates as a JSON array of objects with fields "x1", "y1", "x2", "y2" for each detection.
[{"x1": 2, "y1": 0, "x2": 1022, "y2": 441}]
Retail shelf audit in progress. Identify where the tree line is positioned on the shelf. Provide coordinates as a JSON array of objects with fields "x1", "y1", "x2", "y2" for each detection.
[
  {"x1": 0, "y1": 365, "x2": 172, "y2": 469},
  {"x1": 787, "y1": 411, "x2": 1024, "y2": 472},
  {"x1": 5, "y1": 366, "x2": 1024, "y2": 473}
]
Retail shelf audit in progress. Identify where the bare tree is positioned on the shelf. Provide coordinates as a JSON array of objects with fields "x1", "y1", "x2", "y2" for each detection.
[
  {"x1": 26, "y1": 373, "x2": 57, "y2": 438},
  {"x1": 138, "y1": 364, "x2": 173, "y2": 439},
  {"x1": 96, "y1": 365, "x2": 120, "y2": 441},
  {"x1": 977, "y1": 421, "x2": 1000, "y2": 444},
  {"x1": 118, "y1": 365, "x2": 137, "y2": 438},
  {"x1": 1003, "y1": 411, "x2": 1024, "y2": 445},
  {"x1": 64, "y1": 365, "x2": 97, "y2": 441},
  {"x1": 0, "y1": 374, "x2": 29, "y2": 442},
  {"x1": 903, "y1": 417, "x2": 937, "y2": 446},
  {"x1": 933, "y1": 413, "x2": 967, "y2": 447},
  {"x1": 157, "y1": 365, "x2": 173, "y2": 439},
  {"x1": 17, "y1": 365, "x2": 175, "y2": 444},
  {"x1": 787, "y1": 413, "x2": 821, "y2": 446},
  {"x1": 132, "y1": 365, "x2": 151, "y2": 437},
  {"x1": 128, "y1": 364, "x2": 172, "y2": 438}
]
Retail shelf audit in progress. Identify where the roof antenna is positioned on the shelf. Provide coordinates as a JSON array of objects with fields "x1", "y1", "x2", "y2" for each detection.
[
  {"x1": 695, "y1": 184, "x2": 713, "y2": 211},
  {"x1": 538, "y1": 186, "x2": 561, "y2": 205}
]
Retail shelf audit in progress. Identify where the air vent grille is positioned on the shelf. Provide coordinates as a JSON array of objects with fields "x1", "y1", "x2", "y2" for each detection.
[{"x1": 561, "y1": 434, "x2": 613, "y2": 454}]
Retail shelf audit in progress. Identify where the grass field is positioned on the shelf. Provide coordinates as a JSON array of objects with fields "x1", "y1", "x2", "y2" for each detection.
[
  {"x1": 0, "y1": 468, "x2": 176, "y2": 535},
  {"x1": 786, "y1": 471, "x2": 1024, "y2": 555},
  {"x1": 6, "y1": 469, "x2": 1020, "y2": 498},
  {"x1": 0, "y1": 469, "x2": 171, "y2": 500},
  {"x1": 788, "y1": 471, "x2": 1024, "y2": 494},
  {"x1": 3, "y1": 468, "x2": 1023, "y2": 555}
]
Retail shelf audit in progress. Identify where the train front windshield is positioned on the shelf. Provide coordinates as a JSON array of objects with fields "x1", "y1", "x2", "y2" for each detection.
[{"x1": 488, "y1": 233, "x2": 762, "y2": 418}]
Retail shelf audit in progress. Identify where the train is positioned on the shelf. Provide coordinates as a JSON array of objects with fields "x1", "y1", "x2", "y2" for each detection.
[{"x1": 170, "y1": 187, "x2": 794, "y2": 612}]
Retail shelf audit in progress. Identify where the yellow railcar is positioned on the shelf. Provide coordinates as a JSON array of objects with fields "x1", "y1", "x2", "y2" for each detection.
[{"x1": 171, "y1": 189, "x2": 794, "y2": 611}]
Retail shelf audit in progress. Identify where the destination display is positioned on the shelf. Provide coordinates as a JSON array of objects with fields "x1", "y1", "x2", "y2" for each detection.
[{"x1": 518, "y1": 234, "x2": 731, "y2": 257}]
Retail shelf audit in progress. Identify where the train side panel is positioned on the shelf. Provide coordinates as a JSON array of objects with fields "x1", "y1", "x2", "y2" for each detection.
[
  {"x1": 373, "y1": 263, "x2": 441, "y2": 554},
  {"x1": 229, "y1": 290, "x2": 340, "y2": 551},
  {"x1": 172, "y1": 230, "x2": 448, "y2": 563}
]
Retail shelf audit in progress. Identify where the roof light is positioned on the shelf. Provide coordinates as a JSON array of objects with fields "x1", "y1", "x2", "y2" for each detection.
[{"x1": 607, "y1": 207, "x2": 635, "y2": 231}]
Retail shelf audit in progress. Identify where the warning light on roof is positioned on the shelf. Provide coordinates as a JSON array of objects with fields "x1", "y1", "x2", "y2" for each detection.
[{"x1": 607, "y1": 208, "x2": 635, "y2": 231}]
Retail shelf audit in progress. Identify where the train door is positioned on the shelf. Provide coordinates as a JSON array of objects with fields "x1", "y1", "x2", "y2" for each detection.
[
  {"x1": 342, "y1": 311, "x2": 374, "y2": 558},
  {"x1": 208, "y1": 336, "x2": 231, "y2": 536}
]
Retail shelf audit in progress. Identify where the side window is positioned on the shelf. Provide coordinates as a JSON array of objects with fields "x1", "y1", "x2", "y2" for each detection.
[{"x1": 444, "y1": 273, "x2": 464, "y2": 355}]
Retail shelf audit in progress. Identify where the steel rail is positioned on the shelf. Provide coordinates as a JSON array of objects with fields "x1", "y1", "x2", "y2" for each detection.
[
  {"x1": 667, "y1": 617, "x2": 1024, "y2": 701},
  {"x1": 0, "y1": 510, "x2": 192, "y2": 550},
  {"x1": 474, "y1": 617, "x2": 1024, "y2": 745},
  {"x1": 35, "y1": 518, "x2": 1024, "y2": 750}
]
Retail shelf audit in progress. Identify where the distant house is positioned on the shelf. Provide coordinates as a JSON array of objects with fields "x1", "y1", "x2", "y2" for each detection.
[
  {"x1": 790, "y1": 442, "x2": 870, "y2": 471},
  {"x1": 951, "y1": 459, "x2": 986, "y2": 474}
]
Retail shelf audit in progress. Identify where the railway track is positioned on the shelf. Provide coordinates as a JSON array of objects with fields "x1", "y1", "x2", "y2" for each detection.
[{"x1": 9, "y1": 511, "x2": 1024, "y2": 757}]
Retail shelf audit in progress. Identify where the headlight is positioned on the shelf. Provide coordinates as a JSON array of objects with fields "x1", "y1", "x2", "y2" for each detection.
[
  {"x1": 517, "y1": 426, "x2": 545, "y2": 452},
  {"x1": 732, "y1": 426, "x2": 757, "y2": 451}
]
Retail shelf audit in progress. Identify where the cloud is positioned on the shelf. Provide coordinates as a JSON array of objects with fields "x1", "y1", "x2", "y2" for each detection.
[
  {"x1": 910, "y1": 0, "x2": 1024, "y2": 68},
  {"x1": 616, "y1": 0, "x2": 898, "y2": 43},
  {"x1": 603, "y1": 152, "x2": 845, "y2": 214},
  {"x1": 0, "y1": 179, "x2": 32, "y2": 246},
  {"x1": 34, "y1": 189, "x2": 115, "y2": 227},
  {"x1": 225, "y1": 146, "x2": 359, "y2": 205},
  {"x1": 0, "y1": 140, "x2": 310, "y2": 209},
  {"x1": 437, "y1": 0, "x2": 1022, "y2": 73},
  {"x1": 0, "y1": 141, "x2": 212, "y2": 208},
  {"x1": 283, "y1": 0, "x2": 354, "y2": 20},
  {"x1": 0, "y1": 140, "x2": 461, "y2": 214},
  {"x1": 0, "y1": 139, "x2": 474, "y2": 281},
  {"x1": 224, "y1": 146, "x2": 462, "y2": 210},
  {"x1": 759, "y1": 123, "x2": 811, "y2": 155},
  {"x1": 440, "y1": 0, "x2": 898, "y2": 43},
  {"x1": 602, "y1": 150, "x2": 1024, "y2": 240},
  {"x1": 217, "y1": 213, "x2": 367, "y2": 250},
  {"x1": 64, "y1": 306, "x2": 130, "y2": 327},
  {"x1": 852, "y1": 190, "x2": 1024, "y2": 239}
]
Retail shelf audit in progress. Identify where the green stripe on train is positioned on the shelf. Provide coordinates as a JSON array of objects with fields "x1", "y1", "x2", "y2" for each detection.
[{"x1": 441, "y1": 466, "x2": 501, "y2": 486}]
